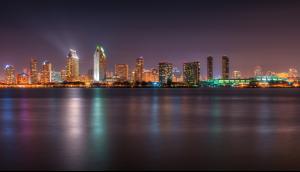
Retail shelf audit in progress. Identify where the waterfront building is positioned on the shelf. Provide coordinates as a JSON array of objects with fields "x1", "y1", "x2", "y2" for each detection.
[
  {"x1": 30, "y1": 58, "x2": 38, "y2": 84},
  {"x1": 159, "y1": 62, "x2": 173, "y2": 84},
  {"x1": 66, "y1": 49, "x2": 79, "y2": 82},
  {"x1": 17, "y1": 72, "x2": 29, "y2": 84},
  {"x1": 115, "y1": 64, "x2": 129, "y2": 81},
  {"x1": 183, "y1": 62, "x2": 200, "y2": 85},
  {"x1": 207, "y1": 56, "x2": 213, "y2": 80},
  {"x1": 41, "y1": 61, "x2": 52, "y2": 84},
  {"x1": 233, "y1": 70, "x2": 241, "y2": 79},
  {"x1": 4, "y1": 65, "x2": 16, "y2": 84},
  {"x1": 93, "y1": 45, "x2": 106, "y2": 82},
  {"x1": 134, "y1": 57, "x2": 144, "y2": 82},
  {"x1": 222, "y1": 56, "x2": 229, "y2": 79}
]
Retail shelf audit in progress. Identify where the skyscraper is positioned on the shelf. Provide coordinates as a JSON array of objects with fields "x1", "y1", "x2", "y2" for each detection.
[
  {"x1": 207, "y1": 56, "x2": 213, "y2": 80},
  {"x1": 159, "y1": 62, "x2": 173, "y2": 85},
  {"x1": 183, "y1": 62, "x2": 200, "y2": 86},
  {"x1": 134, "y1": 57, "x2": 144, "y2": 82},
  {"x1": 4, "y1": 65, "x2": 16, "y2": 84},
  {"x1": 222, "y1": 56, "x2": 229, "y2": 79},
  {"x1": 115, "y1": 64, "x2": 129, "y2": 81},
  {"x1": 93, "y1": 45, "x2": 106, "y2": 82},
  {"x1": 41, "y1": 61, "x2": 52, "y2": 84},
  {"x1": 30, "y1": 58, "x2": 38, "y2": 84},
  {"x1": 66, "y1": 49, "x2": 79, "y2": 82}
]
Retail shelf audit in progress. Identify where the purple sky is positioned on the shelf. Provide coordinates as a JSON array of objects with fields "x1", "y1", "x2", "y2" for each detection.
[{"x1": 0, "y1": 0, "x2": 300, "y2": 78}]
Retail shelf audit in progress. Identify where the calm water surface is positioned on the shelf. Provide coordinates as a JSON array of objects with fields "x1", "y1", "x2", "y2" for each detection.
[{"x1": 0, "y1": 88, "x2": 300, "y2": 170}]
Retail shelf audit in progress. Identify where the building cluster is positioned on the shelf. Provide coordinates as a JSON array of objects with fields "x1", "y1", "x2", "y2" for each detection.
[{"x1": 2, "y1": 45, "x2": 299, "y2": 88}]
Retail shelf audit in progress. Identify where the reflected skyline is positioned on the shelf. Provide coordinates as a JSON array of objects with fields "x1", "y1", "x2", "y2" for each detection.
[{"x1": 0, "y1": 88, "x2": 300, "y2": 170}]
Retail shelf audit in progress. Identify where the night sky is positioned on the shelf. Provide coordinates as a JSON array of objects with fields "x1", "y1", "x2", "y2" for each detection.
[{"x1": 1, "y1": 0, "x2": 300, "y2": 78}]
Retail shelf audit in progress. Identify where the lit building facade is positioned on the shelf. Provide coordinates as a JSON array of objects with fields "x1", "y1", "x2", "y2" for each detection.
[
  {"x1": 222, "y1": 56, "x2": 229, "y2": 79},
  {"x1": 159, "y1": 62, "x2": 173, "y2": 84},
  {"x1": 41, "y1": 61, "x2": 52, "y2": 84},
  {"x1": 61, "y1": 69, "x2": 67, "y2": 81},
  {"x1": 66, "y1": 49, "x2": 79, "y2": 82},
  {"x1": 17, "y1": 73, "x2": 29, "y2": 84},
  {"x1": 183, "y1": 62, "x2": 200, "y2": 85},
  {"x1": 288, "y1": 68, "x2": 298, "y2": 78},
  {"x1": 142, "y1": 68, "x2": 159, "y2": 82},
  {"x1": 134, "y1": 57, "x2": 144, "y2": 82},
  {"x1": 207, "y1": 56, "x2": 213, "y2": 80},
  {"x1": 115, "y1": 64, "x2": 129, "y2": 81},
  {"x1": 233, "y1": 70, "x2": 241, "y2": 79},
  {"x1": 93, "y1": 45, "x2": 106, "y2": 82},
  {"x1": 4, "y1": 65, "x2": 16, "y2": 84},
  {"x1": 30, "y1": 58, "x2": 38, "y2": 84},
  {"x1": 52, "y1": 71, "x2": 62, "y2": 83}
]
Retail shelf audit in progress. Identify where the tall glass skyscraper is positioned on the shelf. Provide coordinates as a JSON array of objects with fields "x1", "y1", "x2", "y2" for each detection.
[
  {"x1": 222, "y1": 56, "x2": 229, "y2": 79},
  {"x1": 93, "y1": 45, "x2": 106, "y2": 82},
  {"x1": 159, "y1": 62, "x2": 173, "y2": 85},
  {"x1": 134, "y1": 57, "x2": 144, "y2": 82},
  {"x1": 4, "y1": 65, "x2": 16, "y2": 84},
  {"x1": 41, "y1": 61, "x2": 52, "y2": 84},
  {"x1": 183, "y1": 61, "x2": 200, "y2": 86},
  {"x1": 207, "y1": 56, "x2": 213, "y2": 80},
  {"x1": 30, "y1": 58, "x2": 38, "y2": 84},
  {"x1": 66, "y1": 49, "x2": 79, "y2": 82}
]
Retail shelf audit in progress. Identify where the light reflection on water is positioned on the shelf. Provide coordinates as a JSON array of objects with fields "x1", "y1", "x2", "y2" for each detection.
[{"x1": 0, "y1": 88, "x2": 300, "y2": 170}]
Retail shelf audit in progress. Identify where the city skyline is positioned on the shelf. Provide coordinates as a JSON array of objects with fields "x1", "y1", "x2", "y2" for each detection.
[
  {"x1": 1, "y1": 0, "x2": 300, "y2": 78},
  {"x1": 1, "y1": 47, "x2": 299, "y2": 84}
]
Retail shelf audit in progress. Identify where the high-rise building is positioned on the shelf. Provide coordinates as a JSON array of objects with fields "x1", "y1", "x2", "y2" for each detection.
[
  {"x1": 61, "y1": 69, "x2": 67, "y2": 81},
  {"x1": 17, "y1": 72, "x2": 29, "y2": 85},
  {"x1": 4, "y1": 65, "x2": 16, "y2": 84},
  {"x1": 66, "y1": 49, "x2": 79, "y2": 82},
  {"x1": 207, "y1": 56, "x2": 213, "y2": 80},
  {"x1": 222, "y1": 56, "x2": 229, "y2": 79},
  {"x1": 30, "y1": 58, "x2": 38, "y2": 84},
  {"x1": 115, "y1": 64, "x2": 129, "y2": 81},
  {"x1": 288, "y1": 68, "x2": 298, "y2": 78},
  {"x1": 41, "y1": 61, "x2": 52, "y2": 84},
  {"x1": 93, "y1": 45, "x2": 106, "y2": 82},
  {"x1": 152, "y1": 68, "x2": 159, "y2": 82},
  {"x1": 183, "y1": 62, "x2": 200, "y2": 85},
  {"x1": 134, "y1": 57, "x2": 144, "y2": 82},
  {"x1": 233, "y1": 70, "x2": 241, "y2": 79},
  {"x1": 254, "y1": 66, "x2": 263, "y2": 77},
  {"x1": 159, "y1": 62, "x2": 173, "y2": 84}
]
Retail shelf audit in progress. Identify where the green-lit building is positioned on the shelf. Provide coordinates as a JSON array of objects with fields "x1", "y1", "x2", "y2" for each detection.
[{"x1": 204, "y1": 79, "x2": 251, "y2": 87}]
